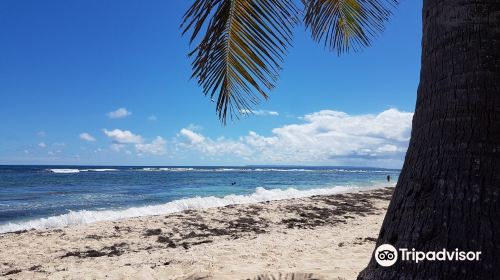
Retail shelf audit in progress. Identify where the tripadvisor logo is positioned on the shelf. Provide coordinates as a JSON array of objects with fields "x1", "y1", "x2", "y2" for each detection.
[
  {"x1": 374, "y1": 244, "x2": 482, "y2": 267},
  {"x1": 375, "y1": 244, "x2": 398, "y2": 267}
]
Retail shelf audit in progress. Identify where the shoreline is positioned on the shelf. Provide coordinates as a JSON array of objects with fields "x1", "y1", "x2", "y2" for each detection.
[
  {"x1": 0, "y1": 184, "x2": 392, "y2": 234},
  {"x1": 0, "y1": 187, "x2": 393, "y2": 280}
]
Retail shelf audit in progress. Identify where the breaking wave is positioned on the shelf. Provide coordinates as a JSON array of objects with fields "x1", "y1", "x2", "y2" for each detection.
[
  {"x1": 49, "y1": 169, "x2": 81, "y2": 173},
  {"x1": 48, "y1": 167, "x2": 393, "y2": 173},
  {"x1": 0, "y1": 184, "x2": 390, "y2": 234},
  {"x1": 49, "y1": 169, "x2": 119, "y2": 173}
]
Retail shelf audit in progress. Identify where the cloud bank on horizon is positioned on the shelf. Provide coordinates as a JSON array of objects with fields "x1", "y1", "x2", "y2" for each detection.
[
  {"x1": 97, "y1": 108, "x2": 412, "y2": 168},
  {"x1": 176, "y1": 108, "x2": 413, "y2": 167},
  {"x1": 3, "y1": 108, "x2": 413, "y2": 168}
]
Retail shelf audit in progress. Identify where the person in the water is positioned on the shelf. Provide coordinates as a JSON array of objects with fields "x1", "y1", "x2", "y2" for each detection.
[{"x1": 387, "y1": 175, "x2": 391, "y2": 182}]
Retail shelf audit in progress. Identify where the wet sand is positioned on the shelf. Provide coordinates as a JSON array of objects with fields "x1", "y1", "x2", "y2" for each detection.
[{"x1": 0, "y1": 187, "x2": 393, "y2": 280}]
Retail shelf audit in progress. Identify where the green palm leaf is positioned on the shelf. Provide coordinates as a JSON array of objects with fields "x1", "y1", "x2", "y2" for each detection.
[
  {"x1": 303, "y1": 0, "x2": 398, "y2": 54},
  {"x1": 182, "y1": 0, "x2": 299, "y2": 123}
]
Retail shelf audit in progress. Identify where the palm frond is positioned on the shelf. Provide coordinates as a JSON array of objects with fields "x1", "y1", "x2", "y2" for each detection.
[
  {"x1": 182, "y1": 0, "x2": 299, "y2": 123},
  {"x1": 303, "y1": 0, "x2": 398, "y2": 54}
]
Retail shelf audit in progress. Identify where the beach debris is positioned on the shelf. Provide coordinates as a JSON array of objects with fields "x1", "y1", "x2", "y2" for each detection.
[
  {"x1": 157, "y1": 236, "x2": 177, "y2": 248},
  {"x1": 60, "y1": 242, "x2": 128, "y2": 258},
  {"x1": 157, "y1": 234, "x2": 213, "y2": 250},
  {"x1": 144, "y1": 228, "x2": 162, "y2": 236},
  {"x1": 249, "y1": 272, "x2": 324, "y2": 280},
  {"x1": 183, "y1": 273, "x2": 211, "y2": 280},
  {"x1": 28, "y1": 265, "x2": 42, "y2": 271},
  {"x1": 2, "y1": 269, "x2": 22, "y2": 276},
  {"x1": 279, "y1": 188, "x2": 394, "y2": 229},
  {"x1": 85, "y1": 234, "x2": 103, "y2": 240}
]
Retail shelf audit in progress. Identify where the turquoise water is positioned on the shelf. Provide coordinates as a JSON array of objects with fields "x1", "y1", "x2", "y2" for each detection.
[{"x1": 0, "y1": 165, "x2": 399, "y2": 233}]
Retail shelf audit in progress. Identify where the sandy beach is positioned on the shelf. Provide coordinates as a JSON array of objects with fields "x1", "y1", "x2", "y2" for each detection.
[{"x1": 0, "y1": 187, "x2": 393, "y2": 280}]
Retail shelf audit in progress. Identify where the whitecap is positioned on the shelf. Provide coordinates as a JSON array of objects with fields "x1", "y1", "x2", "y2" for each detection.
[
  {"x1": 0, "y1": 183, "x2": 393, "y2": 234},
  {"x1": 48, "y1": 169, "x2": 80, "y2": 174},
  {"x1": 81, "y1": 169, "x2": 119, "y2": 172}
]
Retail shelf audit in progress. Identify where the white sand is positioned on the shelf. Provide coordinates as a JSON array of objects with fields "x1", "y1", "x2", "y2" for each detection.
[{"x1": 0, "y1": 188, "x2": 392, "y2": 280}]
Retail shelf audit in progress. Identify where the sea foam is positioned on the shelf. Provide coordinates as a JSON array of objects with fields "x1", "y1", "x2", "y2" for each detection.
[
  {"x1": 49, "y1": 168, "x2": 119, "y2": 173},
  {"x1": 49, "y1": 169, "x2": 81, "y2": 173},
  {"x1": 48, "y1": 167, "x2": 392, "y2": 173},
  {"x1": 0, "y1": 184, "x2": 389, "y2": 234}
]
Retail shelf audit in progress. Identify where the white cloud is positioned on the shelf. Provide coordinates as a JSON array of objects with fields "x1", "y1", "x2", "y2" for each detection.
[
  {"x1": 244, "y1": 108, "x2": 412, "y2": 162},
  {"x1": 38, "y1": 142, "x2": 47, "y2": 148},
  {"x1": 135, "y1": 137, "x2": 167, "y2": 156},
  {"x1": 108, "y1": 108, "x2": 132, "y2": 119},
  {"x1": 178, "y1": 129, "x2": 253, "y2": 158},
  {"x1": 376, "y1": 144, "x2": 400, "y2": 153},
  {"x1": 148, "y1": 115, "x2": 158, "y2": 121},
  {"x1": 102, "y1": 128, "x2": 166, "y2": 156},
  {"x1": 103, "y1": 129, "x2": 143, "y2": 144},
  {"x1": 240, "y1": 109, "x2": 279, "y2": 116},
  {"x1": 176, "y1": 108, "x2": 413, "y2": 166},
  {"x1": 79, "y1": 132, "x2": 96, "y2": 142},
  {"x1": 179, "y1": 128, "x2": 205, "y2": 144}
]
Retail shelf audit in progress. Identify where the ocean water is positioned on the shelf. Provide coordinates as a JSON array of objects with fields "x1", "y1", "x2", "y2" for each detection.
[{"x1": 0, "y1": 165, "x2": 399, "y2": 233}]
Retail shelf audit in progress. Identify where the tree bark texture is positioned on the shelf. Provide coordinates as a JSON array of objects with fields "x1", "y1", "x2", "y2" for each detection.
[{"x1": 358, "y1": 0, "x2": 500, "y2": 279}]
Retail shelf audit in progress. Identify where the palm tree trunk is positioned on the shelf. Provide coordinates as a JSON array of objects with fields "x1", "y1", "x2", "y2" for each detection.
[{"x1": 358, "y1": 0, "x2": 500, "y2": 279}]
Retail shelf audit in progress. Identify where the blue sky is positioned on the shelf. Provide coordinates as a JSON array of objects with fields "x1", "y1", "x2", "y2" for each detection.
[{"x1": 0, "y1": 0, "x2": 422, "y2": 168}]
